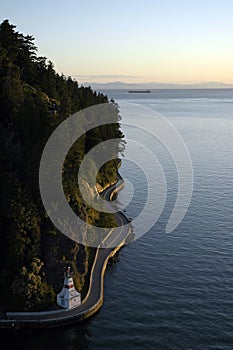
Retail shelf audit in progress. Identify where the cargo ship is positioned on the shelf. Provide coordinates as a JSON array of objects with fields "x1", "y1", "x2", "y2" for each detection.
[{"x1": 128, "y1": 89, "x2": 151, "y2": 93}]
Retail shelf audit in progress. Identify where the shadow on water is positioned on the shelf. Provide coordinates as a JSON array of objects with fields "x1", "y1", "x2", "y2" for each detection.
[
  {"x1": 0, "y1": 252, "x2": 126, "y2": 350},
  {"x1": 0, "y1": 318, "x2": 94, "y2": 350}
]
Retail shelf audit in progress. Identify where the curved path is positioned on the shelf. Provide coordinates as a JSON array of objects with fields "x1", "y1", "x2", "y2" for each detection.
[{"x1": 0, "y1": 173, "x2": 131, "y2": 330}]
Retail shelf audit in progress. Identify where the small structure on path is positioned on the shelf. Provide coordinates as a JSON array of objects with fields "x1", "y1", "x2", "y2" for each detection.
[{"x1": 57, "y1": 267, "x2": 81, "y2": 309}]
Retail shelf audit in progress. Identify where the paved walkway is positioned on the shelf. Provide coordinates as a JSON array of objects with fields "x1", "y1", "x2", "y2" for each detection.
[{"x1": 0, "y1": 175, "x2": 130, "y2": 330}]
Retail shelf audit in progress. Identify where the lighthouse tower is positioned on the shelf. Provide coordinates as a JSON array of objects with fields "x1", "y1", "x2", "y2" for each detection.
[{"x1": 57, "y1": 267, "x2": 81, "y2": 309}]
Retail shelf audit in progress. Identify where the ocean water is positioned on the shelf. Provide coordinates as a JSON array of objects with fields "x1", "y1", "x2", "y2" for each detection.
[{"x1": 2, "y1": 89, "x2": 233, "y2": 349}]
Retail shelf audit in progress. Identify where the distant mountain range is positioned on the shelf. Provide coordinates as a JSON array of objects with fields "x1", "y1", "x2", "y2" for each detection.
[{"x1": 79, "y1": 80, "x2": 233, "y2": 90}]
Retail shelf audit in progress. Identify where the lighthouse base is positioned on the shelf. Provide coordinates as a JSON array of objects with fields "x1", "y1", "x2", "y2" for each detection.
[{"x1": 57, "y1": 290, "x2": 81, "y2": 309}]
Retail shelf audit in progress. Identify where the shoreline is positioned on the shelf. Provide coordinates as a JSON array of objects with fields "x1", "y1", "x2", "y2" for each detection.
[{"x1": 0, "y1": 163, "x2": 131, "y2": 330}]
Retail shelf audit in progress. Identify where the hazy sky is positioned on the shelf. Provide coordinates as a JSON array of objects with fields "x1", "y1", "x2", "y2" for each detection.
[{"x1": 1, "y1": 0, "x2": 233, "y2": 83}]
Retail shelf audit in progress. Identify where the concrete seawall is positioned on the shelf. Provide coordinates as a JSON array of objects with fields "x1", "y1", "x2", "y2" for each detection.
[{"x1": 0, "y1": 168, "x2": 131, "y2": 330}]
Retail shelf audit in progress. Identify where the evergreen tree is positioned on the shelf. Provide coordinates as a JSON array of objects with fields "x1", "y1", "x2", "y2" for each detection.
[{"x1": 0, "y1": 19, "x2": 124, "y2": 311}]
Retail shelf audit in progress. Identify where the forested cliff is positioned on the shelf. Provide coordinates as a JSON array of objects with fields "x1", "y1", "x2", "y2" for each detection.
[{"x1": 0, "y1": 20, "x2": 124, "y2": 311}]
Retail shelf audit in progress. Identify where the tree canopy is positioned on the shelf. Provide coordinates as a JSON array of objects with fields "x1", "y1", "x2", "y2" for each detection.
[{"x1": 0, "y1": 20, "x2": 124, "y2": 311}]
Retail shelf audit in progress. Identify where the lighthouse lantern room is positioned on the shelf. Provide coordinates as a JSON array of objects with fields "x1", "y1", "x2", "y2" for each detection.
[{"x1": 57, "y1": 267, "x2": 81, "y2": 309}]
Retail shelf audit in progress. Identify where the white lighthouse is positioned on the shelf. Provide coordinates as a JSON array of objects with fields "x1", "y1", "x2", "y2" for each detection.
[{"x1": 57, "y1": 267, "x2": 81, "y2": 309}]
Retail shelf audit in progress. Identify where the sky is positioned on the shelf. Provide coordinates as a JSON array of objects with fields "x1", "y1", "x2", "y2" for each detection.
[{"x1": 1, "y1": 0, "x2": 233, "y2": 84}]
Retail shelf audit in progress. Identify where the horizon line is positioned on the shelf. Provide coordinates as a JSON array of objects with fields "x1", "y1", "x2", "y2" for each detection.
[{"x1": 69, "y1": 76, "x2": 233, "y2": 86}]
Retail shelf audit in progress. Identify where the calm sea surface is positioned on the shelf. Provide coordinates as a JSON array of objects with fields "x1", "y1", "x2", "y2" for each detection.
[{"x1": 2, "y1": 89, "x2": 233, "y2": 349}]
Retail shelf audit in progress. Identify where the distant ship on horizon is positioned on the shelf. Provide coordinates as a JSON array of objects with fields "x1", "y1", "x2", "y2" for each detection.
[{"x1": 128, "y1": 89, "x2": 151, "y2": 93}]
